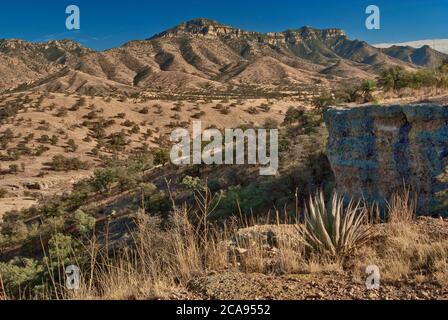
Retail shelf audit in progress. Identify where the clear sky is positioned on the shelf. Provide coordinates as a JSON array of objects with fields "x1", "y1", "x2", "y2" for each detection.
[{"x1": 1, "y1": 0, "x2": 447, "y2": 50}]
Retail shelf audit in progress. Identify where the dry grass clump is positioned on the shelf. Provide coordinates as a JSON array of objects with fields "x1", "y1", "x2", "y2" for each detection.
[
  {"x1": 354, "y1": 222, "x2": 448, "y2": 286},
  {"x1": 387, "y1": 188, "x2": 417, "y2": 223},
  {"x1": 352, "y1": 190, "x2": 448, "y2": 287}
]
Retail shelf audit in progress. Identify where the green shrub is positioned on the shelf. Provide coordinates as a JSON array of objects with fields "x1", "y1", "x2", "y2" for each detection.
[
  {"x1": 139, "y1": 106, "x2": 149, "y2": 114},
  {"x1": 49, "y1": 155, "x2": 90, "y2": 171},
  {"x1": 8, "y1": 164, "x2": 19, "y2": 174},
  {"x1": 153, "y1": 149, "x2": 169, "y2": 166},
  {"x1": 91, "y1": 168, "x2": 118, "y2": 194},
  {"x1": 0, "y1": 188, "x2": 8, "y2": 198},
  {"x1": 0, "y1": 218, "x2": 28, "y2": 242},
  {"x1": 48, "y1": 233, "x2": 78, "y2": 265},
  {"x1": 312, "y1": 91, "x2": 335, "y2": 112},
  {"x1": 66, "y1": 139, "x2": 78, "y2": 152},
  {"x1": 71, "y1": 210, "x2": 96, "y2": 235},
  {"x1": 0, "y1": 259, "x2": 43, "y2": 296}
]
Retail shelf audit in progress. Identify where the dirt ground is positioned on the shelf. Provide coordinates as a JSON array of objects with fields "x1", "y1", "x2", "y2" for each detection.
[{"x1": 187, "y1": 271, "x2": 448, "y2": 300}]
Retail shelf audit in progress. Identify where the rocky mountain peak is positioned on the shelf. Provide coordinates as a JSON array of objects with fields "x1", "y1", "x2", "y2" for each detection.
[
  {"x1": 149, "y1": 18, "x2": 259, "y2": 40},
  {"x1": 149, "y1": 18, "x2": 347, "y2": 45}
]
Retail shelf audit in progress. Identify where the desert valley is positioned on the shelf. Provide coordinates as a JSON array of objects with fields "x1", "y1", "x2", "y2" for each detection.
[{"x1": 1, "y1": 18, "x2": 448, "y2": 300}]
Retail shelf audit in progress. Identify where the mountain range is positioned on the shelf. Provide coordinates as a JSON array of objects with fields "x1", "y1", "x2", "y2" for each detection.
[
  {"x1": 1, "y1": 18, "x2": 447, "y2": 94},
  {"x1": 375, "y1": 39, "x2": 448, "y2": 55}
]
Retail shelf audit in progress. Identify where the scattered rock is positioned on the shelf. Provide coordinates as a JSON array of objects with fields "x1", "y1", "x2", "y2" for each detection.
[{"x1": 23, "y1": 182, "x2": 49, "y2": 190}]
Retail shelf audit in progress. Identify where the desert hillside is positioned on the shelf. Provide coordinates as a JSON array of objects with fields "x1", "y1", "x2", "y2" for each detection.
[
  {"x1": 1, "y1": 18, "x2": 448, "y2": 301},
  {"x1": 3, "y1": 19, "x2": 445, "y2": 95}
]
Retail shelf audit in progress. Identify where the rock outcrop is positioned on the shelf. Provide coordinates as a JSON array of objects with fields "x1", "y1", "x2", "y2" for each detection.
[
  {"x1": 150, "y1": 18, "x2": 346, "y2": 44},
  {"x1": 324, "y1": 104, "x2": 448, "y2": 216}
]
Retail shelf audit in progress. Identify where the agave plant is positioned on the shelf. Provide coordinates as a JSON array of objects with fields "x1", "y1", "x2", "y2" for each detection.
[{"x1": 301, "y1": 192, "x2": 373, "y2": 258}]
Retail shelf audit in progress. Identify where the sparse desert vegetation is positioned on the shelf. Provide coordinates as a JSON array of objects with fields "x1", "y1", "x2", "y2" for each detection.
[{"x1": 1, "y1": 17, "x2": 448, "y2": 302}]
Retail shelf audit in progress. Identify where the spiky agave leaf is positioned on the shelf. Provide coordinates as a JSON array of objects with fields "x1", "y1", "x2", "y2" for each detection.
[{"x1": 302, "y1": 192, "x2": 373, "y2": 258}]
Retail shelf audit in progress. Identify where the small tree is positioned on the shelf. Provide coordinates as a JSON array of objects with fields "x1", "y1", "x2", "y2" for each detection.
[
  {"x1": 360, "y1": 80, "x2": 377, "y2": 103},
  {"x1": 72, "y1": 210, "x2": 96, "y2": 236},
  {"x1": 66, "y1": 139, "x2": 78, "y2": 153},
  {"x1": 154, "y1": 149, "x2": 169, "y2": 166},
  {"x1": 91, "y1": 168, "x2": 117, "y2": 194},
  {"x1": 312, "y1": 91, "x2": 335, "y2": 115}
]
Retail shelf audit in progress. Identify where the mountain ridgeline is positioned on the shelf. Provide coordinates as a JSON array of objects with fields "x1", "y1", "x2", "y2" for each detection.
[{"x1": 1, "y1": 18, "x2": 447, "y2": 94}]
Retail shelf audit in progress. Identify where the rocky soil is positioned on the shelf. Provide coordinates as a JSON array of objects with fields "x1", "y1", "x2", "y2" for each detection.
[{"x1": 188, "y1": 272, "x2": 448, "y2": 300}]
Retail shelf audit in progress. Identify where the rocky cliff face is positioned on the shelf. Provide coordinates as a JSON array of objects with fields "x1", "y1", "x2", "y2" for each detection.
[
  {"x1": 150, "y1": 18, "x2": 346, "y2": 44},
  {"x1": 324, "y1": 104, "x2": 448, "y2": 216}
]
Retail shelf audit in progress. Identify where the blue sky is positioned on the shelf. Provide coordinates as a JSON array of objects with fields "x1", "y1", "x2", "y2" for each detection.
[{"x1": 0, "y1": 0, "x2": 446, "y2": 50}]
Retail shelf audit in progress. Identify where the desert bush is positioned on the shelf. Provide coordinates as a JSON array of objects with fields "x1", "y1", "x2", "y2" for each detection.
[
  {"x1": 49, "y1": 155, "x2": 90, "y2": 172},
  {"x1": 0, "y1": 129, "x2": 14, "y2": 149},
  {"x1": 246, "y1": 107, "x2": 259, "y2": 115},
  {"x1": 55, "y1": 107, "x2": 68, "y2": 117},
  {"x1": 70, "y1": 98, "x2": 86, "y2": 111},
  {"x1": 312, "y1": 91, "x2": 335, "y2": 112},
  {"x1": 153, "y1": 149, "x2": 169, "y2": 166},
  {"x1": 0, "y1": 216, "x2": 28, "y2": 242},
  {"x1": 106, "y1": 132, "x2": 129, "y2": 152},
  {"x1": 129, "y1": 124, "x2": 140, "y2": 134},
  {"x1": 121, "y1": 120, "x2": 136, "y2": 128},
  {"x1": 139, "y1": 106, "x2": 149, "y2": 114},
  {"x1": 263, "y1": 118, "x2": 278, "y2": 129},
  {"x1": 66, "y1": 139, "x2": 78, "y2": 152},
  {"x1": 91, "y1": 168, "x2": 118, "y2": 194},
  {"x1": 220, "y1": 106, "x2": 231, "y2": 115},
  {"x1": 171, "y1": 105, "x2": 181, "y2": 112},
  {"x1": 47, "y1": 233, "x2": 78, "y2": 266},
  {"x1": 70, "y1": 210, "x2": 96, "y2": 236},
  {"x1": 23, "y1": 133, "x2": 35, "y2": 143},
  {"x1": 360, "y1": 80, "x2": 377, "y2": 103},
  {"x1": 378, "y1": 66, "x2": 444, "y2": 91},
  {"x1": 8, "y1": 164, "x2": 19, "y2": 174},
  {"x1": 0, "y1": 188, "x2": 8, "y2": 198},
  {"x1": 34, "y1": 145, "x2": 50, "y2": 156},
  {"x1": 0, "y1": 259, "x2": 43, "y2": 297},
  {"x1": 219, "y1": 183, "x2": 272, "y2": 217},
  {"x1": 37, "y1": 135, "x2": 50, "y2": 144},
  {"x1": 50, "y1": 135, "x2": 59, "y2": 146},
  {"x1": 192, "y1": 111, "x2": 205, "y2": 119},
  {"x1": 84, "y1": 110, "x2": 100, "y2": 120}
]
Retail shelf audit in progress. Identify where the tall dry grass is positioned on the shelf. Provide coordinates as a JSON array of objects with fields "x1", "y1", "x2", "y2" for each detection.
[
  {"x1": 6, "y1": 187, "x2": 447, "y2": 300},
  {"x1": 387, "y1": 188, "x2": 417, "y2": 224},
  {"x1": 353, "y1": 189, "x2": 448, "y2": 286},
  {"x1": 55, "y1": 190, "x2": 375, "y2": 299}
]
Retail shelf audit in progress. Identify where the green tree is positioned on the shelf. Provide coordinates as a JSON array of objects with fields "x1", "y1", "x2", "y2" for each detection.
[
  {"x1": 91, "y1": 168, "x2": 117, "y2": 194},
  {"x1": 154, "y1": 149, "x2": 169, "y2": 166},
  {"x1": 72, "y1": 210, "x2": 96, "y2": 236},
  {"x1": 360, "y1": 79, "x2": 377, "y2": 103}
]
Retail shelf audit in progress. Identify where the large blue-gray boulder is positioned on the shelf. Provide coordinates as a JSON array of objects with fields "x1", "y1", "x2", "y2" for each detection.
[{"x1": 324, "y1": 104, "x2": 448, "y2": 216}]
